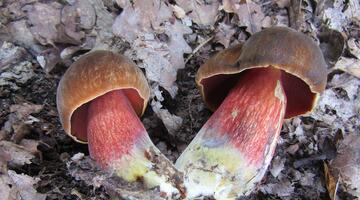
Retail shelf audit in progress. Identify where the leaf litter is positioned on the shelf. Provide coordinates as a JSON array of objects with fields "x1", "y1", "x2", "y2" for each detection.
[{"x1": 0, "y1": 0, "x2": 359, "y2": 199}]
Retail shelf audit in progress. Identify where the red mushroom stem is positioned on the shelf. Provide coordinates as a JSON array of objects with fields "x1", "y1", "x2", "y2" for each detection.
[
  {"x1": 176, "y1": 67, "x2": 287, "y2": 198},
  {"x1": 87, "y1": 90, "x2": 144, "y2": 168},
  {"x1": 86, "y1": 90, "x2": 182, "y2": 196}
]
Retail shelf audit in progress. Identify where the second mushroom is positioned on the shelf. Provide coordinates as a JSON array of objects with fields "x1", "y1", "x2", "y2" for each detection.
[
  {"x1": 175, "y1": 27, "x2": 328, "y2": 199},
  {"x1": 56, "y1": 51, "x2": 183, "y2": 197}
]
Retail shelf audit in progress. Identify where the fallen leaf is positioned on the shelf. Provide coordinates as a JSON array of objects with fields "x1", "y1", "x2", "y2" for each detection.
[
  {"x1": 0, "y1": 141, "x2": 35, "y2": 166},
  {"x1": 113, "y1": 0, "x2": 192, "y2": 96},
  {"x1": 334, "y1": 57, "x2": 360, "y2": 78},
  {"x1": 176, "y1": 0, "x2": 220, "y2": 26},
  {"x1": 347, "y1": 38, "x2": 360, "y2": 59},
  {"x1": 24, "y1": 2, "x2": 63, "y2": 46},
  {"x1": 312, "y1": 74, "x2": 360, "y2": 133},
  {"x1": 215, "y1": 22, "x2": 236, "y2": 48},
  {"x1": 323, "y1": 7, "x2": 347, "y2": 32},
  {"x1": 270, "y1": 156, "x2": 285, "y2": 178},
  {"x1": 328, "y1": 133, "x2": 360, "y2": 198},
  {"x1": 112, "y1": 0, "x2": 172, "y2": 42},
  {"x1": 324, "y1": 162, "x2": 339, "y2": 200},
  {"x1": 172, "y1": 5, "x2": 186, "y2": 19},
  {"x1": 260, "y1": 177, "x2": 294, "y2": 197},
  {"x1": 10, "y1": 103, "x2": 43, "y2": 120},
  {"x1": 231, "y1": 1, "x2": 265, "y2": 34},
  {"x1": 300, "y1": 171, "x2": 315, "y2": 186},
  {"x1": 0, "y1": 42, "x2": 30, "y2": 70},
  {"x1": 7, "y1": 170, "x2": 46, "y2": 200},
  {"x1": 275, "y1": 0, "x2": 290, "y2": 8}
]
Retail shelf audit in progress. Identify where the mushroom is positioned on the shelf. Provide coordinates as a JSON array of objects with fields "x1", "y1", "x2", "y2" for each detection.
[
  {"x1": 175, "y1": 27, "x2": 327, "y2": 199},
  {"x1": 57, "y1": 50, "x2": 182, "y2": 196}
]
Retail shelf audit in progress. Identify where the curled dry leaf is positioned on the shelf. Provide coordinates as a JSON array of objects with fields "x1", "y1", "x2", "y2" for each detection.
[
  {"x1": 334, "y1": 57, "x2": 360, "y2": 79},
  {"x1": 347, "y1": 38, "x2": 360, "y2": 59},
  {"x1": 175, "y1": 0, "x2": 220, "y2": 26},
  {"x1": 326, "y1": 133, "x2": 360, "y2": 198}
]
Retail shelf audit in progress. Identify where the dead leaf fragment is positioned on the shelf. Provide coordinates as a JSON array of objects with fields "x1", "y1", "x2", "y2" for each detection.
[
  {"x1": 215, "y1": 22, "x2": 236, "y2": 48},
  {"x1": 334, "y1": 57, "x2": 360, "y2": 78},
  {"x1": 0, "y1": 141, "x2": 35, "y2": 166},
  {"x1": 114, "y1": 0, "x2": 192, "y2": 96},
  {"x1": 327, "y1": 134, "x2": 360, "y2": 198},
  {"x1": 232, "y1": 1, "x2": 265, "y2": 34},
  {"x1": 324, "y1": 162, "x2": 339, "y2": 200},
  {"x1": 260, "y1": 178, "x2": 294, "y2": 197},
  {"x1": 312, "y1": 74, "x2": 360, "y2": 133},
  {"x1": 270, "y1": 156, "x2": 285, "y2": 178},
  {"x1": 172, "y1": 5, "x2": 186, "y2": 19},
  {"x1": 7, "y1": 170, "x2": 46, "y2": 200},
  {"x1": 10, "y1": 103, "x2": 43, "y2": 120},
  {"x1": 347, "y1": 38, "x2": 360, "y2": 59},
  {"x1": 24, "y1": 2, "x2": 62, "y2": 46},
  {"x1": 176, "y1": 0, "x2": 220, "y2": 26}
]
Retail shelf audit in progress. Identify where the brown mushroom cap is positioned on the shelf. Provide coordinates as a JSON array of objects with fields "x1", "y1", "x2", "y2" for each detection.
[
  {"x1": 57, "y1": 50, "x2": 150, "y2": 143},
  {"x1": 196, "y1": 26, "x2": 328, "y2": 119}
]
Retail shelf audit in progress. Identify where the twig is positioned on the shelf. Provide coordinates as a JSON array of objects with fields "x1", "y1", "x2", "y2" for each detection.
[{"x1": 185, "y1": 36, "x2": 214, "y2": 64}]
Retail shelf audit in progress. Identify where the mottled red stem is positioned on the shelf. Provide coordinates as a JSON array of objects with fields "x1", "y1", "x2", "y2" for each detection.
[
  {"x1": 204, "y1": 67, "x2": 286, "y2": 165},
  {"x1": 87, "y1": 90, "x2": 145, "y2": 168}
]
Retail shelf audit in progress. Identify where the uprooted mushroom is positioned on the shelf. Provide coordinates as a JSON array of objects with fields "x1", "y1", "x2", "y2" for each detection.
[
  {"x1": 176, "y1": 27, "x2": 328, "y2": 199},
  {"x1": 56, "y1": 50, "x2": 184, "y2": 198}
]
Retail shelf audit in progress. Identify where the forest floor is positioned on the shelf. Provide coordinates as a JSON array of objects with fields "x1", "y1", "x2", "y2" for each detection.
[{"x1": 0, "y1": 0, "x2": 359, "y2": 199}]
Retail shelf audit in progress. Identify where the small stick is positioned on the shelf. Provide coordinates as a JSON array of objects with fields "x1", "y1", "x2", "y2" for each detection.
[{"x1": 185, "y1": 36, "x2": 214, "y2": 64}]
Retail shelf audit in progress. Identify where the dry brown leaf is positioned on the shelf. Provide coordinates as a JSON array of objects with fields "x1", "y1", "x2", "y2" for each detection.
[
  {"x1": 172, "y1": 5, "x2": 186, "y2": 19},
  {"x1": 9, "y1": 103, "x2": 43, "y2": 120},
  {"x1": 114, "y1": 0, "x2": 191, "y2": 96},
  {"x1": 113, "y1": 0, "x2": 172, "y2": 42},
  {"x1": 324, "y1": 162, "x2": 339, "y2": 200},
  {"x1": 274, "y1": 0, "x2": 290, "y2": 8},
  {"x1": 60, "y1": 0, "x2": 96, "y2": 44},
  {"x1": 24, "y1": 2, "x2": 63, "y2": 46},
  {"x1": 328, "y1": 134, "x2": 360, "y2": 198},
  {"x1": 230, "y1": 1, "x2": 265, "y2": 34},
  {"x1": 176, "y1": 0, "x2": 220, "y2": 26}
]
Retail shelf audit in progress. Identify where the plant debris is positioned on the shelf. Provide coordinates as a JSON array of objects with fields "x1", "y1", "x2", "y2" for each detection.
[{"x1": 0, "y1": 0, "x2": 359, "y2": 199}]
